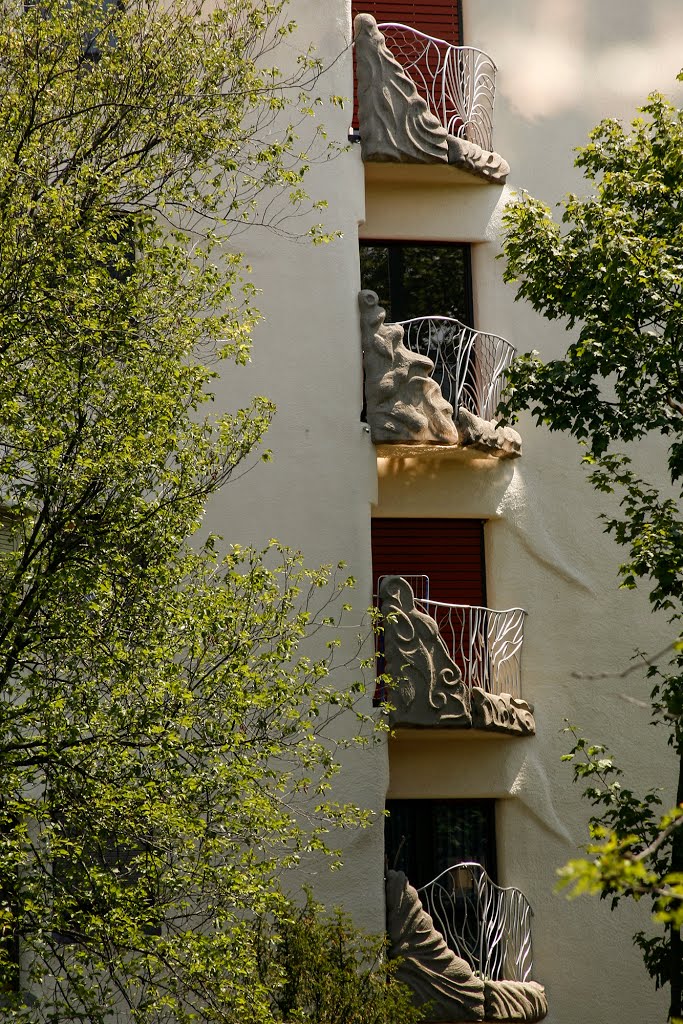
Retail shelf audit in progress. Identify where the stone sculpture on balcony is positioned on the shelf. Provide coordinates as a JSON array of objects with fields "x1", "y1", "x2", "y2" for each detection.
[
  {"x1": 358, "y1": 291, "x2": 522, "y2": 458},
  {"x1": 379, "y1": 575, "x2": 471, "y2": 726},
  {"x1": 354, "y1": 14, "x2": 510, "y2": 184},
  {"x1": 379, "y1": 575, "x2": 536, "y2": 736},
  {"x1": 358, "y1": 290, "x2": 459, "y2": 445},
  {"x1": 386, "y1": 870, "x2": 549, "y2": 1023}
]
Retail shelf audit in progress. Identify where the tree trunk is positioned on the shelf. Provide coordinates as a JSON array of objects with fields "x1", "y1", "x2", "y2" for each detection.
[{"x1": 669, "y1": 751, "x2": 683, "y2": 1021}]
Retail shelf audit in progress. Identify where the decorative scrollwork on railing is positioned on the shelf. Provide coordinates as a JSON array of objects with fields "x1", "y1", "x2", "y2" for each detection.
[
  {"x1": 417, "y1": 596, "x2": 526, "y2": 698},
  {"x1": 378, "y1": 24, "x2": 497, "y2": 151},
  {"x1": 418, "y1": 863, "x2": 535, "y2": 983},
  {"x1": 398, "y1": 316, "x2": 516, "y2": 422}
]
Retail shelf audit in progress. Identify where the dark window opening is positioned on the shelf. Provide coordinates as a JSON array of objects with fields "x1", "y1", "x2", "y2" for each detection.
[
  {"x1": 0, "y1": 805, "x2": 20, "y2": 996},
  {"x1": 359, "y1": 241, "x2": 473, "y2": 326},
  {"x1": 51, "y1": 820, "x2": 161, "y2": 945},
  {"x1": 385, "y1": 799, "x2": 497, "y2": 889}
]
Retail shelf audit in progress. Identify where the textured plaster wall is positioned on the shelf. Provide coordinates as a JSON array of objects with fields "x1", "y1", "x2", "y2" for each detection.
[
  {"x1": 201, "y1": 1, "x2": 387, "y2": 934},
  {"x1": 364, "y1": 0, "x2": 681, "y2": 1019}
]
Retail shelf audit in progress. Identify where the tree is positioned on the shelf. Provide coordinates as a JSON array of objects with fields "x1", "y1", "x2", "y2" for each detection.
[
  {"x1": 501, "y1": 88, "x2": 683, "y2": 1021},
  {"x1": 255, "y1": 893, "x2": 424, "y2": 1024},
  {"x1": 0, "y1": 2, "x2": 399, "y2": 1021}
]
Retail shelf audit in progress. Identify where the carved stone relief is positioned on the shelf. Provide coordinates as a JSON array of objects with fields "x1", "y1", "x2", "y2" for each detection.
[
  {"x1": 379, "y1": 576, "x2": 471, "y2": 727},
  {"x1": 359, "y1": 291, "x2": 522, "y2": 458},
  {"x1": 457, "y1": 408, "x2": 522, "y2": 459},
  {"x1": 447, "y1": 135, "x2": 511, "y2": 185},
  {"x1": 354, "y1": 13, "x2": 449, "y2": 165},
  {"x1": 386, "y1": 871, "x2": 548, "y2": 1023},
  {"x1": 484, "y1": 980, "x2": 549, "y2": 1023},
  {"x1": 379, "y1": 576, "x2": 536, "y2": 735},
  {"x1": 358, "y1": 290, "x2": 459, "y2": 445},
  {"x1": 471, "y1": 688, "x2": 536, "y2": 736},
  {"x1": 386, "y1": 870, "x2": 486, "y2": 1022},
  {"x1": 354, "y1": 14, "x2": 509, "y2": 184}
]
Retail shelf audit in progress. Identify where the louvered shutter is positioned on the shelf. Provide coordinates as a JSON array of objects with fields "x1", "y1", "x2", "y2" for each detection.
[
  {"x1": 372, "y1": 518, "x2": 485, "y2": 698},
  {"x1": 352, "y1": 1, "x2": 462, "y2": 43},
  {"x1": 371, "y1": 518, "x2": 485, "y2": 606}
]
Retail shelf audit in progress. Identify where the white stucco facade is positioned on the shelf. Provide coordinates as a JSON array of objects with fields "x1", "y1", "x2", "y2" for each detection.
[{"x1": 206, "y1": 1, "x2": 682, "y2": 1020}]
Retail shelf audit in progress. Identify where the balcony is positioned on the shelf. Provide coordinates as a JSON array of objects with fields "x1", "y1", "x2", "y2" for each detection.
[
  {"x1": 378, "y1": 25, "x2": 496, "y2": 151},
  {"x1": 399, "y1": 315, "x2": 516, "y2": 424},
  {"x1": 386, "y1": 867, "x2": 548, "y2": 1022},
  {"x1": 354, "y1": 14, "x2": 509, "y2": 183},
  {"x1": 359, "y1": 290, "x2": 522, "y2": 459},
  {"x1": 378, "y1": 575, "x2": 535, "y2": 735},
  {"x1": 419, "y1": 863, "x2": 534, "y2": 983}
]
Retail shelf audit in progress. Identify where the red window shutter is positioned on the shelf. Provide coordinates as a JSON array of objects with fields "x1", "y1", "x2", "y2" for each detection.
[
  {"x1": 351, "y1": 1, "x2": 462, "y2": 44},
  {"x1": 371, "y1": 518, "x2": 485, "y2": 606}
]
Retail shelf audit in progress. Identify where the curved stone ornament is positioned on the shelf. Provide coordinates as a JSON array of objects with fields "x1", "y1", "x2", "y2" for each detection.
[
  {"x1": 456, "y1": 407, "x2": 522, "y2": 459},
  {"x1": 446, "y1": 134, "x2": 510, "y2": 185},
  {"x1": 379, "y1": 576, "x2": 470, "y2": 727},
  {"x1": 359, "y1": 291, "x2": 459, "y2": 445},
  {"x1": 471, "y1": 688, "x2": 536, "y2": 736},
  {"x1": 386, "y1": 870, "x2": 486, "y2": 1022},
  {"x1": 484, "y1": 980, "x2": 549, "y2": 1022},
  {"x1": 354, "y1": 14, "x2": 449, "y2": 164}
]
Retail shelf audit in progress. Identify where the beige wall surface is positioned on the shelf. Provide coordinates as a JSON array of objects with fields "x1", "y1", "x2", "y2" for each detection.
[
  {"x1": 208, "y1": 0, "x2": 679, "y2": 1020},
  {"x1": 202, "y1": 0, "x2": 387, "y2": 933},
  {"x1": 362, "y1": 1, "x2": 679, "y2": 1021}
]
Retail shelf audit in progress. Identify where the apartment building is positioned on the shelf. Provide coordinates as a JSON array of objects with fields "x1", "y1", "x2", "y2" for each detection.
[{"x1": 207, "y1": 1, "x2": 683, "y2": 1020}]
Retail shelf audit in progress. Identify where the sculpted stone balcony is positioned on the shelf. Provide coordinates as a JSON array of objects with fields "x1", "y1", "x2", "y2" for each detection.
[
  {"x1": 386, "y1": 867, "x2": 548, "y2": 1021},
  {"x1": 354, "y1": 14, "x2": 509, "y2": 184},
  {"x1": 359, "y1": 290, "x2": 522, "y2": 459},
  {"x1": 378, "y1": 575, "x2": 534, "y2": 736}
]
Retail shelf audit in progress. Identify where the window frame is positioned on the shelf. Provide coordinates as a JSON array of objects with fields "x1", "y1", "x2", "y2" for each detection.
[
  {"x1": 385, "y1": 797, "x2": 498, "y2": 889},
  {"x1": 359, "y1": 239, "x2": 474, "y2": 327}
]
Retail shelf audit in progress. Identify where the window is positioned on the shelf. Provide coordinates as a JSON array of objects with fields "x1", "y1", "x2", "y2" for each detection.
[
  {"x1": 385, "y1": 799, "x2": 496, "y2": 888},
  {"x1": 0, "y1": 805, "x2": 20, "y2": 996},
  {"x1": 51, "y1": 819, "x2": 160, "y2": 945},
  {"x1": 359, "y1": 241, "x2": 473, "y2": 325}
]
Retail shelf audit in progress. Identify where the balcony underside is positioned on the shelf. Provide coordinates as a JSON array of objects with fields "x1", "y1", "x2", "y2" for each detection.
[{"x1": 375, "y1": 437, "x2": 519, "y2": 462}]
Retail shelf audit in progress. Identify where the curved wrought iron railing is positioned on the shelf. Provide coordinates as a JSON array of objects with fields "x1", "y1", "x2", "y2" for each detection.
[
  {"x1": 416, "y1": 595, "x2": 526, "y2": 698},
  {"x1": 378, "y1": 23, "x2": 497, "y2": 151},
  {"x1": 418, "y1": 862, "x2": 534, "y2": 982},
  {"x1": 397, "y1": 316, "x2": 516, "y2": 422}
]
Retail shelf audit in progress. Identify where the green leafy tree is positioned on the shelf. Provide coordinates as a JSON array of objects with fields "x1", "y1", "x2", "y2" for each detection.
[
  {"x1": 255, "y1": 892, "x2": 425, "y2": 1024},
  {"x1": 0, "y1": 1, "x2": 394, "y2": 1022},
  {"x1": 502, "y1": 88, "x2": 683, "y2": 1021}
]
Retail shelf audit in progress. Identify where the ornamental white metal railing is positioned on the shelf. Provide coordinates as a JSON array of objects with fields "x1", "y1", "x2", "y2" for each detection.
[
  {"x1": 418, "y1": 862, "x2": 534, "y2": 982},
  {"x1": 397, "y1": 316, "x2": 516, "y2": 422},
  {"x1": 378, "y1": 23, "x2": 497, "y2": 151},
  {"x1": 415, "y1": 595, "x2": 526, "y2": 698}
]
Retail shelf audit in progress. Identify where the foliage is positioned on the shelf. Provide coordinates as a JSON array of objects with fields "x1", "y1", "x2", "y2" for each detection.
[
  {"x1": 0, "y1": 1, "x2": 385, "y2": 1022},
  {"x1": 501, "y1": 86, "x2": 683, "y2": 1020},
  {"x1": 256, "y1": 892, "x2": 425, "y2": 1024}
]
